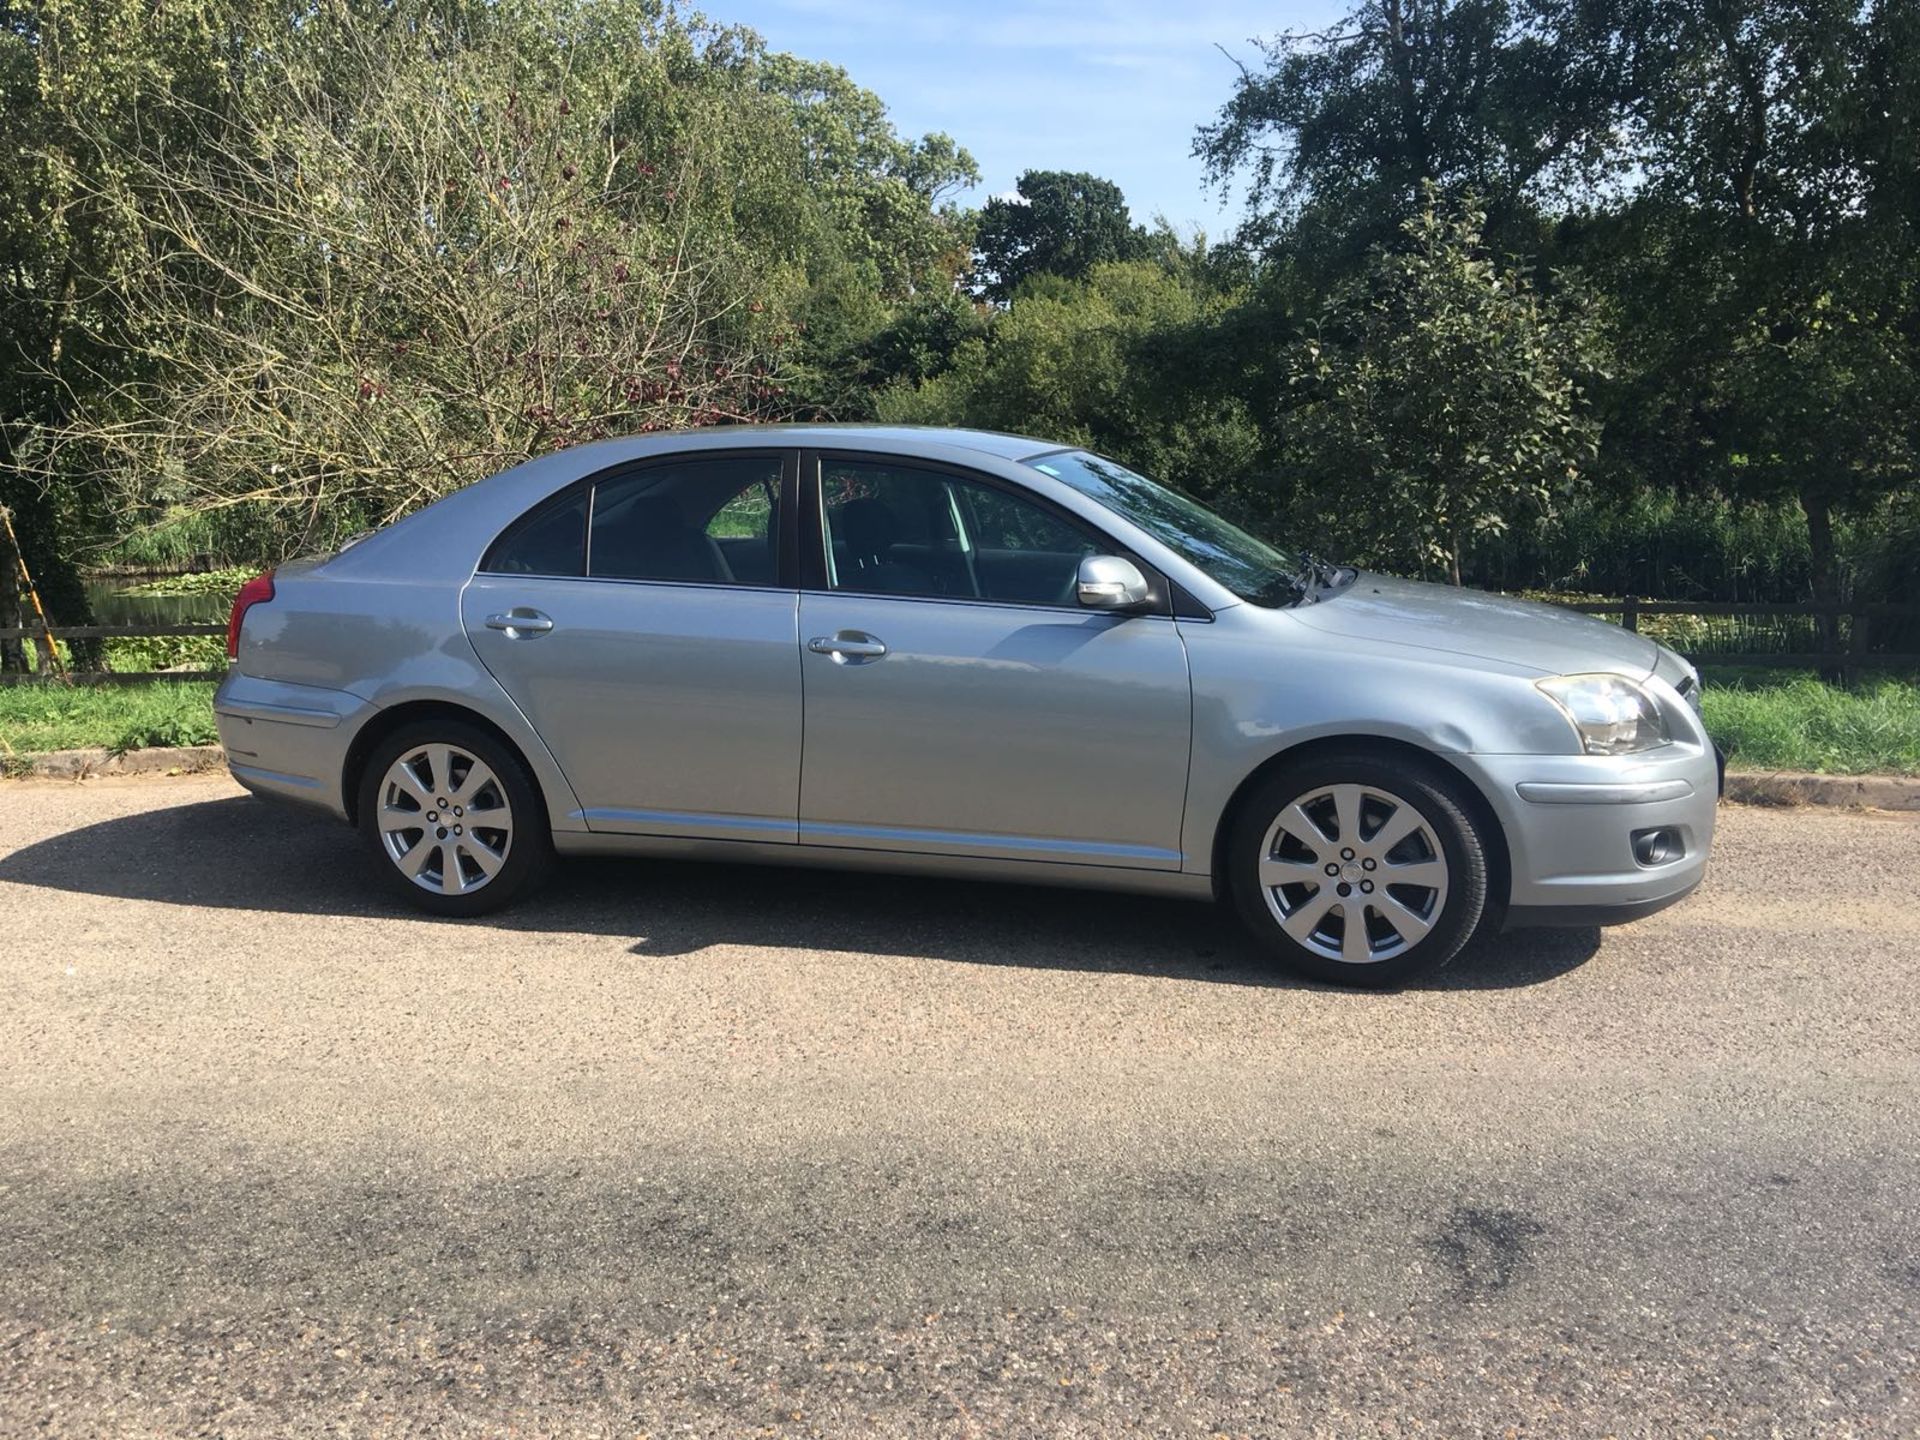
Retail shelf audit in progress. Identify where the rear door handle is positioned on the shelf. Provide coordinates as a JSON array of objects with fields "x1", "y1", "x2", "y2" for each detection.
[
  {"x1": 485, "y1": 609, "x2": 554, "y2": 637},
  {"x1": 807, "y1": 630, "x2": 887, "y2": 662}
]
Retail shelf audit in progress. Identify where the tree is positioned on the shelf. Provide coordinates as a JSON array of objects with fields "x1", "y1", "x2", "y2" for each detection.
[
  {"x1": 972, "y1": 171, "x2": 1140, "y2": 303},
  {"x1": 26, "y1": 0, "x2": 796, "y2": 558},
  {"x1": 19, "y1": 0, "x2": 980, "y2": 558},
  {"x1": 1198, "y1": 0, "x2": 1920, "y2": 612},
  {"x1": 879, "y1": 259, "x2": 1261, "y2": 495},
  {"x1": 1593, "y1": 0, "x2": 1920, "y2": 612},
  {"x1": 1278, "y1": 192, "x2": 1603, "y2": 584},
  {"x1": 0, "y1": 0, "x2": 251, "y2": 660},
  {"x1": 1195, "y1": 0, "x2": 1642, "y2": 258},
  {"x1": 745, "y1": 49, "x2": 977, "y2": 298}
]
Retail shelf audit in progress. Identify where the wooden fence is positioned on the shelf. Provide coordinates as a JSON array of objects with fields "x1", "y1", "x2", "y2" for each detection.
[{"x1": 3, "y1": 597, "x2": 1919, "y2": 685}]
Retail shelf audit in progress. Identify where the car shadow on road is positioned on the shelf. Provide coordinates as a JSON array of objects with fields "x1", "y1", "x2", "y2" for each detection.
[{"x1": 0, "y1": 795, "x2": 1600, "y2": 991}]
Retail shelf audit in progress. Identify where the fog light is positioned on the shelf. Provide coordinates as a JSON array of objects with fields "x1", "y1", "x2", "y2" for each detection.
[{"x1": 1632, "y1": 827, "x2": 1684, "y2": 866}]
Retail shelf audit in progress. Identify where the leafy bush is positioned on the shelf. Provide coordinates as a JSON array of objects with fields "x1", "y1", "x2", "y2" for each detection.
[{"x1": 1276, "y1": 194, "x2": 1603, "y2": 585}]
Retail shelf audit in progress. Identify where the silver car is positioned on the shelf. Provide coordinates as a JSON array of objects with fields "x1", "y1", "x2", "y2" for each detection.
[{"x1": 214, "y1": 425, "x2": 1717, "y2": 985}]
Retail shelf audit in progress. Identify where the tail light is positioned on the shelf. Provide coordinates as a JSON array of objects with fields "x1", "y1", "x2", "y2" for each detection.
[{"x1": 226, "y1": 571, "x2": 276, "y2": 658}]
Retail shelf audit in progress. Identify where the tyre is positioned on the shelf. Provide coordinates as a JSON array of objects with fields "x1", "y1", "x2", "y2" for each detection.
[
  {"x1": 1227, "y1": 751, "x2": 1490, "y2": 987},
  {"x1": 356, "y1": 719, "x2": 553, "y2": 916}
]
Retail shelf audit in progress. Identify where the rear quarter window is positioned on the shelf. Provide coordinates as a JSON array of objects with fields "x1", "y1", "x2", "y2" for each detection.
[{"x1": 480, "y1": 490, "x2": 588, "y2": 576}]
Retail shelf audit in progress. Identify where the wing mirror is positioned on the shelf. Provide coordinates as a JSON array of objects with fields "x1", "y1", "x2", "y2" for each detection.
[{"x1": 1076, "y1": 555, "x2": 1152, "y2": 611}]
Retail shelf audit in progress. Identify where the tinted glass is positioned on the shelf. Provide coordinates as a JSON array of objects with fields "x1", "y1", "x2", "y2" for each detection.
[
  {"x1": 590, "y1": 456, "x2": 782, "y2": 585},
  {"x1": 821, "y1": 461, "x2": 1096, "y2": 606},
  {"x1": 481, "y1": 491, "x2": 588, "y2": 576},
  {"x1": 1025, "y1": 451, "x2": 1305, "y2": 607}
]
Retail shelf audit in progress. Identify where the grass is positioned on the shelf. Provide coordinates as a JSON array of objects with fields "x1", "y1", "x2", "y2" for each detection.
[
  {"x1": 1699, "y1": 675, "x2": 1920, "y2": 776},
  {"x1": 0, "y1": 672, "x2": 1915, "y2": 778},
  {"x1": 0, "y1": 681, "x2": 219, "y2": 765}
]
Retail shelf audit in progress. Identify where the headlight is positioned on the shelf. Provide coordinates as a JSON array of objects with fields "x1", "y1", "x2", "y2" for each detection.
[{"x1": 1537, "y1": 674, "x2": 1672, "y2": 755}]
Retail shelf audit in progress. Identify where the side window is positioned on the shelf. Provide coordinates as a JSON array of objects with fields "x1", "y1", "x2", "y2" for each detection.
[
  {"x1": 481, "y1": 490, "x2": 588, "y2": 576},
  {"x1": 820, "y1": 461, "x2": 1098, "y2": 606},
  {"x1": 958, "y1": 484, "x2": 1097, "y2": 555},
  {"x1": 820, "y1": 462, "x2": 951, "y2": 596},
  {"x1": 589, "y1": 456, "x2": 783, "y2": 585}
]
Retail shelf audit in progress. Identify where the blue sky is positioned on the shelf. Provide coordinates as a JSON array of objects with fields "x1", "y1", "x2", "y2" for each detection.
[{"x1": 720, "y1": 0, "x2": 1343, "y2": 234}]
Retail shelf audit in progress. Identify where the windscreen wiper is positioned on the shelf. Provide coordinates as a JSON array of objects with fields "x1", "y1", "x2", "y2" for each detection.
[
  {"x1": 1303, "y1": 553, "x2": 1356, "y2": 591},
  {"x1": 1255, "y1": 570, "x2": 1318, "y2": 607}
]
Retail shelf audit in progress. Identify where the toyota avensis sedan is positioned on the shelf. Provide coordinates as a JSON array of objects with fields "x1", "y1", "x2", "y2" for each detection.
[{"x1": 215, "y1": 425, "x2": 1718, "y2": 985}]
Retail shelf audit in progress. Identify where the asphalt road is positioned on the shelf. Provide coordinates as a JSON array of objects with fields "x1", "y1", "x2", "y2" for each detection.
[{"x1": 1, "y1": 776, "x2": 1917, "y2": 1437}]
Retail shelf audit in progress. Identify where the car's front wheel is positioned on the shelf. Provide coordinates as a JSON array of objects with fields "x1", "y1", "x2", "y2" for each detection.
[
  {"x1": 1227, "y1": 752, "x2": 1490, "y2": 986},
  {"x1": 356, "y1": 720, "x2": 552, "y2": 916}
]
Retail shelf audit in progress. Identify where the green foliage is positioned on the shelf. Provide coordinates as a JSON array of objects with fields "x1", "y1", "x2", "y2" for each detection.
[
  {"x1": 1275, "y1": 192, "x2": 1603, "y2": 582},
  {"x1": 96, "y1": 509, "x2": 257, "y2": 572},
  {"x1": 20, "y1": 631, "x2": 229, "y2": 677},
  {"x1": 974, "y1": 171, "x2": 1141, "y2": 302},
  {"x1": 749, "y1": 51, "x2": 977, "y2": 297},
  {"x1": 0, "y1": 680, "x2": 219, "y2": 756},
  {"x1": 30, "y1": 0, "x2": 799, "y2": 556},
  {"x1": 99, "y1": 634, "x2": 229, "y2": 672},
  {"x1": 4, "y1": 0, "x2": 1915, "y2": 646},
  {"x1": 121, "y1": 568, "x2": 256, "y2": 599},
  {"x1": 1517, "y1": 590, "x2": 1831, "y2": 657},
  {"x1": 7, "y1": 0, "x2": 976, "y2": 570},
  {"x1": 1853, "y1": 488, "x2": 1920, "y2": 653},
  {"x1": 877, "y1": 259, "x2": 1261, "y2": 496},
  {"x1": 1195, "y1": 0, "x2": 1630, "y2": 257},
  {"x1": 1701, "y1": 677, "x2": 1920, "y2": 776},
  {"x1": 1471, "y1": 490, "x2": 1819, "y2": 601},
  {"x1": 1201, "y1": 0, "x2": 1920, "y2": 607}
]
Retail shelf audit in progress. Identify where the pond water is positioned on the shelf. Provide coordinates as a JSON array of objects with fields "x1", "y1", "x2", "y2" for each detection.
[{"x1": 83, "y1": 580, "x2": 234, "y2": 627}]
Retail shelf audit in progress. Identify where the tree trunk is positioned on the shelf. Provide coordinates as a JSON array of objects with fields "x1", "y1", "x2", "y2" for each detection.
[
  {"x1": 1447, "y1": 527, "x2": 1464, "y2": 587},
  {"x1": 1381, "y1": 0, "x2": 1431, "y2": 202},
  {"x1": 1802, "y1": 487, "x2": 1842, "y2": 681},
  {"x1": 0, "y1": 519, "x2": 23, "y2": 674}
]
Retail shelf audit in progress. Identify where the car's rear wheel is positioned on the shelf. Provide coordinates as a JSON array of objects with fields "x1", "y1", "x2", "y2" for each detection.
[
  {"x1": 1227, "y1": 752, "x2": 1489, "y2": 986},
  {"x1": 356, "y1": 720, "x2": 552, "y2": 916}
]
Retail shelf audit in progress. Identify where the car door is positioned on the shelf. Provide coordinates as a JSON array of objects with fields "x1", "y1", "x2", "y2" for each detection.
[
  {"x1": 462, "y1": 450, "x2": 802, "y2": 844},
  {"x1": 796, "y1": 452, "x2": 1193, "y2": 870}
]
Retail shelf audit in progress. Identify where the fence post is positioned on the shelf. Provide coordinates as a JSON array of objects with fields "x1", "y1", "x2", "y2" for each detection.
[{"x1": 1621, "y1": 595, "x2": 1640, "y2": 634}]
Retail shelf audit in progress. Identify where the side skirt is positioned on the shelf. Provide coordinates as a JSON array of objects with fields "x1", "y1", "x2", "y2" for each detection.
[{"x1": 551, "y1": 830, "x2": 1216, "y2": 901}]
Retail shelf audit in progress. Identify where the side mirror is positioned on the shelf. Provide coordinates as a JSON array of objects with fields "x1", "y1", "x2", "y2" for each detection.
[{"x1": 1076, "y1": 554, "x2": 1151, "y2": 611}]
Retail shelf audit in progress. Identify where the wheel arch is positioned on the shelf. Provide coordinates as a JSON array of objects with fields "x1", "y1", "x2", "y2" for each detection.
[
  {"x1": 342, "y1": 700, "x2": 547, "y2": 827},
  {"x1": 1208, "y1": 735, "x2": 1512, "y2": 914}
]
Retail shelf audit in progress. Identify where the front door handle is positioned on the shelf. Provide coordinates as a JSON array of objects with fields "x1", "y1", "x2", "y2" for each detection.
[
  {"x1": 807, "y1": 630, "x2": 887, "y2": 663},
  {"x1": 485, "y1": 609, "x2": 554, "y2": 637}
]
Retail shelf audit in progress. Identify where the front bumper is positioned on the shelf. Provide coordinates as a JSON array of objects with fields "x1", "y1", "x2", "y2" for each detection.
[
  {"x1": 1461, "y1": 740, "x2": 1719, "y2": 924},
  {"x1": 1503, "y1": 877, "x2": 1701, "y2": 930},
  {"x1": 214, "y1": 672, "x2": 369, "y2": 820}
]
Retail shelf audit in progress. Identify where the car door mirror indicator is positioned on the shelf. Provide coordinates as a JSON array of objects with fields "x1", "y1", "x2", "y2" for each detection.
[{"x1": 1076, "y1": 555, "x2": 1151, "y2": 611}]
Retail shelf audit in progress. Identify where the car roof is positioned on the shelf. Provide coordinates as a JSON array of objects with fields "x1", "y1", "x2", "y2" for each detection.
[
  {"x1": 541, "y1": 423, "x2": 1069, "y2": 465},
  {"x1": 323, "y1": 424, "x2": 1080, "y2": 580}
]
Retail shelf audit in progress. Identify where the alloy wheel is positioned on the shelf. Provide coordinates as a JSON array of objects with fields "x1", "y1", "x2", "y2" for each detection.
[
  {"x1": 1257, "y1": 782, "x2": 1450, "y2": 965},
  {"x1": 376, "y1": 743, "x2": 514, "y2": 896}
]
